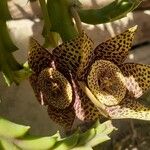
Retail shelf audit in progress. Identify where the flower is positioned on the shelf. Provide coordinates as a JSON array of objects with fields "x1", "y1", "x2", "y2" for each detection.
[
  {"x1": 28, "y1": 26, "x2": 150, "y2": 129},
  {"x1": 28, "y1": 38, "x2": 75, "y2": 129}
]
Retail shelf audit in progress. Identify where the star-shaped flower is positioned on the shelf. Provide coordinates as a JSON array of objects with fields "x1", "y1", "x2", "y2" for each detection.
[{"x1": 28, "y1": 26, "x2": 150, "y2": 130}]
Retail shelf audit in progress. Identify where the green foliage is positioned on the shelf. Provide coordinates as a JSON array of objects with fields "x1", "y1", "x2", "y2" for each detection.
[
  {"x1": 46, "y1": 0, "x2": 79, "y2": 41},
  {"x1": 0, "y1": 117, "x2": 115, "y2": 150},
  {"x1": 78, "y1": 0, "x2": 143, "y2": 24},
  {"x1": 39, "y1": 0, "x2": 59, "y2": 48},
  {"x1": 0, "y1": 0, "x2": 12, "y2": 21},
  {"x1": 0, "y1": 1, "x2": 32, "y2": 85},
  {"x1": 0, "y1": 1, "x2": 22, "y2": 85}
]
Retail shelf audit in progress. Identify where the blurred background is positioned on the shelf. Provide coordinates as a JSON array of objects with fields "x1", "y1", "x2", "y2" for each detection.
[{"x1": 0, "y1": 0, "x2": 150, "y2": 149}]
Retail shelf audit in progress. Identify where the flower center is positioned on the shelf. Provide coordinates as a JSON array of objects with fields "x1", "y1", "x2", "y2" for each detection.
[
  {"x1": 38, "y1": 68, "x2": 73, "y2": 109},
  {"x1": 87, "y1": 60, "x2": 126, "y2": 106},
  {"x1": 45, "y1": 79, "x2": 63, "y2": 98}
]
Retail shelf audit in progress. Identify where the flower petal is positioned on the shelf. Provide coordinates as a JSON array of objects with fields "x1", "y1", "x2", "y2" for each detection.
[
  {"x1": 119, "y1": 63, "x2": 150, "y2": 98},
  {"x1": 94, "y1": 26, "x2": 137, "y2": 65},
  {"x1": 72, "y1": 80, "x2": 100, "y2": 122},
  {"x1": 74, "y1": 90, "x2": 101, "y2": 122},
  {"x1": 28, "y1": 38, "x2": 53, "y2": 74},
  {"x1": 30, "y1": 72, "x2": 75, "y2": 129},
  {"x1": 47, "y1": 105, "x2": 75, "y2": 129},
  {"x1": 29, "y1": 73, "x2": 48, "y2": 105},
  {"x1": 106, "y1": 98, "x2": 150, "y2": 120},
  {"x1": 52, "y1": 31, "x2": 93, "y2": 79}
]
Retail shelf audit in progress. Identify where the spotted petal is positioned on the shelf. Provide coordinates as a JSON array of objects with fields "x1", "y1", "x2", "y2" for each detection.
[
  {"x1": 52, "y1": 31, "x2": 93, "y2": 79},
  {"x1": 28, "y1": 38, "x2": 53, "y2": 75},
  {"x1": 74, "y1": 89, "x2": 101, "y2": 122},
  {"x1": 94, "y1": 26, "x2": 137, "y2": 65},
  {"x1": 29, "y1": 73, "x2": 48, "y2": 105},
  {"x1": 106, "y1": 98, "x2": 150, "y2": 120},
  {"x1": 119, "y1": 63, "x2": 150, "y2": 98},
  {"x1": 47, "y1": 105, "x2": 75, "y2": 129},
  {"x1": 30, "y1": 72, "x2": 75, "y2": 129},
  {"x1": 72, "y1": 79, "x2": 100, "y2": 122}
]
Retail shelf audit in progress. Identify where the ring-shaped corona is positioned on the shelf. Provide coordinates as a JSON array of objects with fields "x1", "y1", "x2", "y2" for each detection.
[
  {"x1": 87, "y1": 60, "x2": 126, "y2": 106},
  {"x1": 38, "y1": 68, "x2": 73, "y2": 109}
]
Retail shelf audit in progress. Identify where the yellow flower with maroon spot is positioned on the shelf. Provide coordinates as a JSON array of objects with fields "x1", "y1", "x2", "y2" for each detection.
[
  {"x1": 28, "y1": 26, "x2": 150, "y2": 129},
  {"x1": 86, "y1": 26, "x2": 150, "y2": 120}
]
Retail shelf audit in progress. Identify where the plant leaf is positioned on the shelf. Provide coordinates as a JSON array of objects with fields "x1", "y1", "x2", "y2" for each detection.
[
  {"x1": 78, "y1": 0, "x2": 142, "y2": 24},
  {"x1": 0, "y1": 117, "x2": 30, "y2": 138},
  {"x1": 0, "y1": 0, "x2": 12, "y2": 21},
  {"x1": 0, "y1": 139, "x2": 20, "y2": 150},
  {"x1": 0, "y1": 117, "x2": 115, "y2": 149},
  {"x1": 95, "y1": 120, "x2": 116, "y2": 135},
  {"x1": 16, "y1": 136, "x2": 57, "y2": 150},
  {"x1": 52, "y1": 132, "x2": 79, "y2": 150}
]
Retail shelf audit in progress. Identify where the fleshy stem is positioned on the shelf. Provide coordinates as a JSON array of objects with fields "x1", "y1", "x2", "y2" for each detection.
[
  {"x1": 47, "y1": 0, "x2": 79, "y2": 42},
  {"x1": 0, "y1": 0, "x2": 12, "y2": 21},
  {"x1": 78, "y1": 81, "x2": 110, "y2": 118},
  {"x1": 0, "y1": 117, "x2": 115, "y2": 150},
  {"x1": 39, "y1": 0, "x2": 51, "y2": 34},
  {"x1": 0, "y1": 0, "x2": 23, "y2": 85},
  {"x1": 39, "y1": 0, "x2": 58, "y2": 47},
  {"x1": 0, "y1": 1, "x2": 32, "y2": 85},
  {"x1": 78, "y1": 0, "x2": 143, "y2": 24},
  {"x1": 70, "y1": 6, "x2": 82, "y2": 34}
]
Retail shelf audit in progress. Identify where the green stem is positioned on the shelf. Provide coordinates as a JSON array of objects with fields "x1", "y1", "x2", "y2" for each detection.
[
  {"x1": 78, "y1": 0, "x2": 142, "y2": 24},
  {"x1": 0, "y1": 117, "x2": 114, "y2": 150},
  {"x1": 70, "y1": 6, "x2": 82, "y2": 34},
  {"x1": 39, "y1": 0, "x2": 58, "y2": 47},
  {"x1": 47, "y1": 0, "x2": 78, "y2": 41},
  {"x1": 0, "y1": 2, "x2": 31, "y2": 85},
  {"x1": 39, "y1": 0, "x2": 51, "y2": 31},
  {"x1": 0, "y1": 21, "x2": 18, "y2": 52},
  {"x1": 0, "y1": 36, "x2": 22, "y2": 85},
  {"x1": 0, "y1": 0, "x2": 12, "y2": 21},
  {"x1": 0, "y1": 22, "x2": 21, "y2": 71}
]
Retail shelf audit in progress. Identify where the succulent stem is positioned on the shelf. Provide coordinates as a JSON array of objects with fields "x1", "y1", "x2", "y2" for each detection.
[
  {"x1": 39, "y1": 0, "x2": 58, "y2": 47},
  {"x1": 47, "y1": 0, "x2": 79, "y2": 41},
  {"x1": 0, "y1": 0, "x2": 12, "y2": 21},
  {"x1": 70, "y1": 6, "x2": 82, "y2": 34},
  {"x1": 0, "y1": 20, "x2": 30, "y2": 85},
  {"x1": 0, "y1": 117, "x2": 114, "y2": 149},
  {"x1": 78, "y1": 0, "x2": 142, "y2": 24}
]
